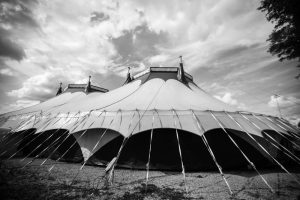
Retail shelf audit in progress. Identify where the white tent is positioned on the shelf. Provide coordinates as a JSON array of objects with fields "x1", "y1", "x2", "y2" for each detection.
[{"x1": 0, "y1": 64, "x2": 299, "y2": 193}]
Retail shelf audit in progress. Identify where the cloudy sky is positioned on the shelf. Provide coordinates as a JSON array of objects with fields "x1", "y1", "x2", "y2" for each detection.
[{"x1": 0, "y1": 0, "x2": 299, "y2": 124}]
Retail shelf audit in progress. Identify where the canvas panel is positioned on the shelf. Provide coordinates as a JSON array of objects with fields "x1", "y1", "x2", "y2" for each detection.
[{"x1": 73, "y1": 129, "x2": 121, "y2": 161}]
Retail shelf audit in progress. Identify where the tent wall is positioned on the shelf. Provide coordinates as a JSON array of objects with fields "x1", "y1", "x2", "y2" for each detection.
[{"x1": 85, "y1": 128, "x2": 294, "y2": 171}]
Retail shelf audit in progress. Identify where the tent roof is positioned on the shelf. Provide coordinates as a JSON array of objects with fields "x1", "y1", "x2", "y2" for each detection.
[
  {"x1": 0, "y1": 67, "x2": 237, "y2": 117},
  {"x1": 2, "y1": 66, "x2": 296, "y2": 141},
  {"x1": 64, "y1": 84, "x2": 109, "y2": 93}
]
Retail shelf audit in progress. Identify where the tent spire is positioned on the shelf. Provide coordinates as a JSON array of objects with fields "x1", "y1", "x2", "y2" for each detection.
[
  {"x1": 178, "y1": 56, "x2": 187, "y2": 84},
  {"x1": 123, "y1": 67, "x2": 133, "y2": 85},
  {"x1": 85, "y1": 75, "x2": 92, "y2": 93},
  {"x1": 56, "y1": 82, "x2": 63, "y2": 96}
]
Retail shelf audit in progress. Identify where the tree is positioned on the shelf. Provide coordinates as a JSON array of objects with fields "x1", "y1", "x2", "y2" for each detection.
[{"x1": 258, "y1": 0, "x2": 300, "y2": 71}]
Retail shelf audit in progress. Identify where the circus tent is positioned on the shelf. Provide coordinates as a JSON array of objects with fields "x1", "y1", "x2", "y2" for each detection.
[{"x1": 0, "y1": 61, "x2": 299, "y2": 194}]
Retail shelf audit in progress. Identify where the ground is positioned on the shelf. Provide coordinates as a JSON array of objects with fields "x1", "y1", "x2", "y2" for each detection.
[{"x1": 0, "y1": 158, "x2": 300, "y2": 200}]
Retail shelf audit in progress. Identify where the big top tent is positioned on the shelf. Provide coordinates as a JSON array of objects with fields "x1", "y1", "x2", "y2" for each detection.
[{"x1": 0, "y1": 61, "x2": 299, "y2": 194}]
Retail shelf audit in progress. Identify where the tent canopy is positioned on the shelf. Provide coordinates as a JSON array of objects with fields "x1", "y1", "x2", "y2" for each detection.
[{"x1": 0, "y1": 66, "x2": 299, "y2": 173}]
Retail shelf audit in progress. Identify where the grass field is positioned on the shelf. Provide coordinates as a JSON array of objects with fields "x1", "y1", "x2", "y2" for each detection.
[{"x1": 0, "y1": 158, "x2": 300, "y2": 200}]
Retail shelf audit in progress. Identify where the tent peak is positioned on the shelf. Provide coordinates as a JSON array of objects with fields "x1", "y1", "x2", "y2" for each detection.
[
  {"x1": 85, "y1": 75, "x2": 92, "y2": 93},
  {"x1": 61, "y1": 76, "x2": 109, "y2": 94},
  {"x1": 56, "y1": 82, "x2": 63, "y2": 96},
  {"x1": 131, "y1": 67, "x2": 193, "y2": 85},
  {"x1": 178, "y1": 56, "x2": 187, "y2": 84},
  {"x1": 123, "y1": 67, "x2": 133, "y2": 85}
]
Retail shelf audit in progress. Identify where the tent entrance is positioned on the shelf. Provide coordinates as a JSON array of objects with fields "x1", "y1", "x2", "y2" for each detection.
[{"x1": 92, "y1": 128, "x2": 274, "y2": 171}]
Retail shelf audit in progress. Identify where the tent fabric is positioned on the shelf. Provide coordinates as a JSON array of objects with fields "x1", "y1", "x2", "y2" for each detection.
[
  {"x1": 73, "y1": 129, "x2": 120, "y2": 162},
  {"x1": 0, "y1": 67, "x2": 299, "y2": 171},
  {"x1": 1, "y1": 109, "x2": 291, "y2": 139}
]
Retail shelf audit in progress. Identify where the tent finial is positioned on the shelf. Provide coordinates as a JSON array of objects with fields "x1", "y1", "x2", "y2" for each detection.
[
  {"x1": 56, "y1": 82, "x2": 63, "y2": 96},
  {"x1": 85, "y1": 75, "x2": 92, "y2": 93},
  {"x1": 127, "y1": 67, "x2": 131, "y2": 78},
  {"x1": 178, "y1": 55, "x2": 187, "y2": 83},
  {"x1": 179, "y1": 55, "x2": 183, "y2": 64},
  {"x1": 123, "y1": 67, "x2": 133, "y2": 85}
]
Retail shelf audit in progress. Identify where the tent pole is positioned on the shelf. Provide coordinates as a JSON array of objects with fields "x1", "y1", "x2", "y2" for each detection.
[
  {"x1": 240, "y1": 114, "x2": 300, "y2": 165},
  {"x1": 145, "y1": 110, "x2": 155, "y2": 192},
  {"x1": 172, "y1": 109, "x2": 188, "y2": 193},
  {"x1": 252, "y1": 114, "x2": 300, "y2": 150},
  {"x1": 210, "y1": 111, "x2": 274, "y2": 193},
  {"x1": 238, "y1": 113, "x2": 300, "y2": 185},
  {"x1": 191, "y1": 110, "x2": 233, "y2": 195}
]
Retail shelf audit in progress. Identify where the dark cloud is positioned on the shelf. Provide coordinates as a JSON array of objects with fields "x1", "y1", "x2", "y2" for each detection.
[
  {"x1": 0, "y1": 0, "x2": 39, "y2": 60},
  {"x1": 0, "y1": 32, "x2": 25, "y2": 60},
  {"x1": 111, "y1": 23, "x2": 169, "y2": 68},
  {"x1": 0, "y1": 0, "x2": 39, "y2": 28},
  {"x1": 0, "y1": 59, "x2": 24, "y2": 105},
  {"x1": 90, "y1": 11, "x2": 110, "y2": 24}
]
